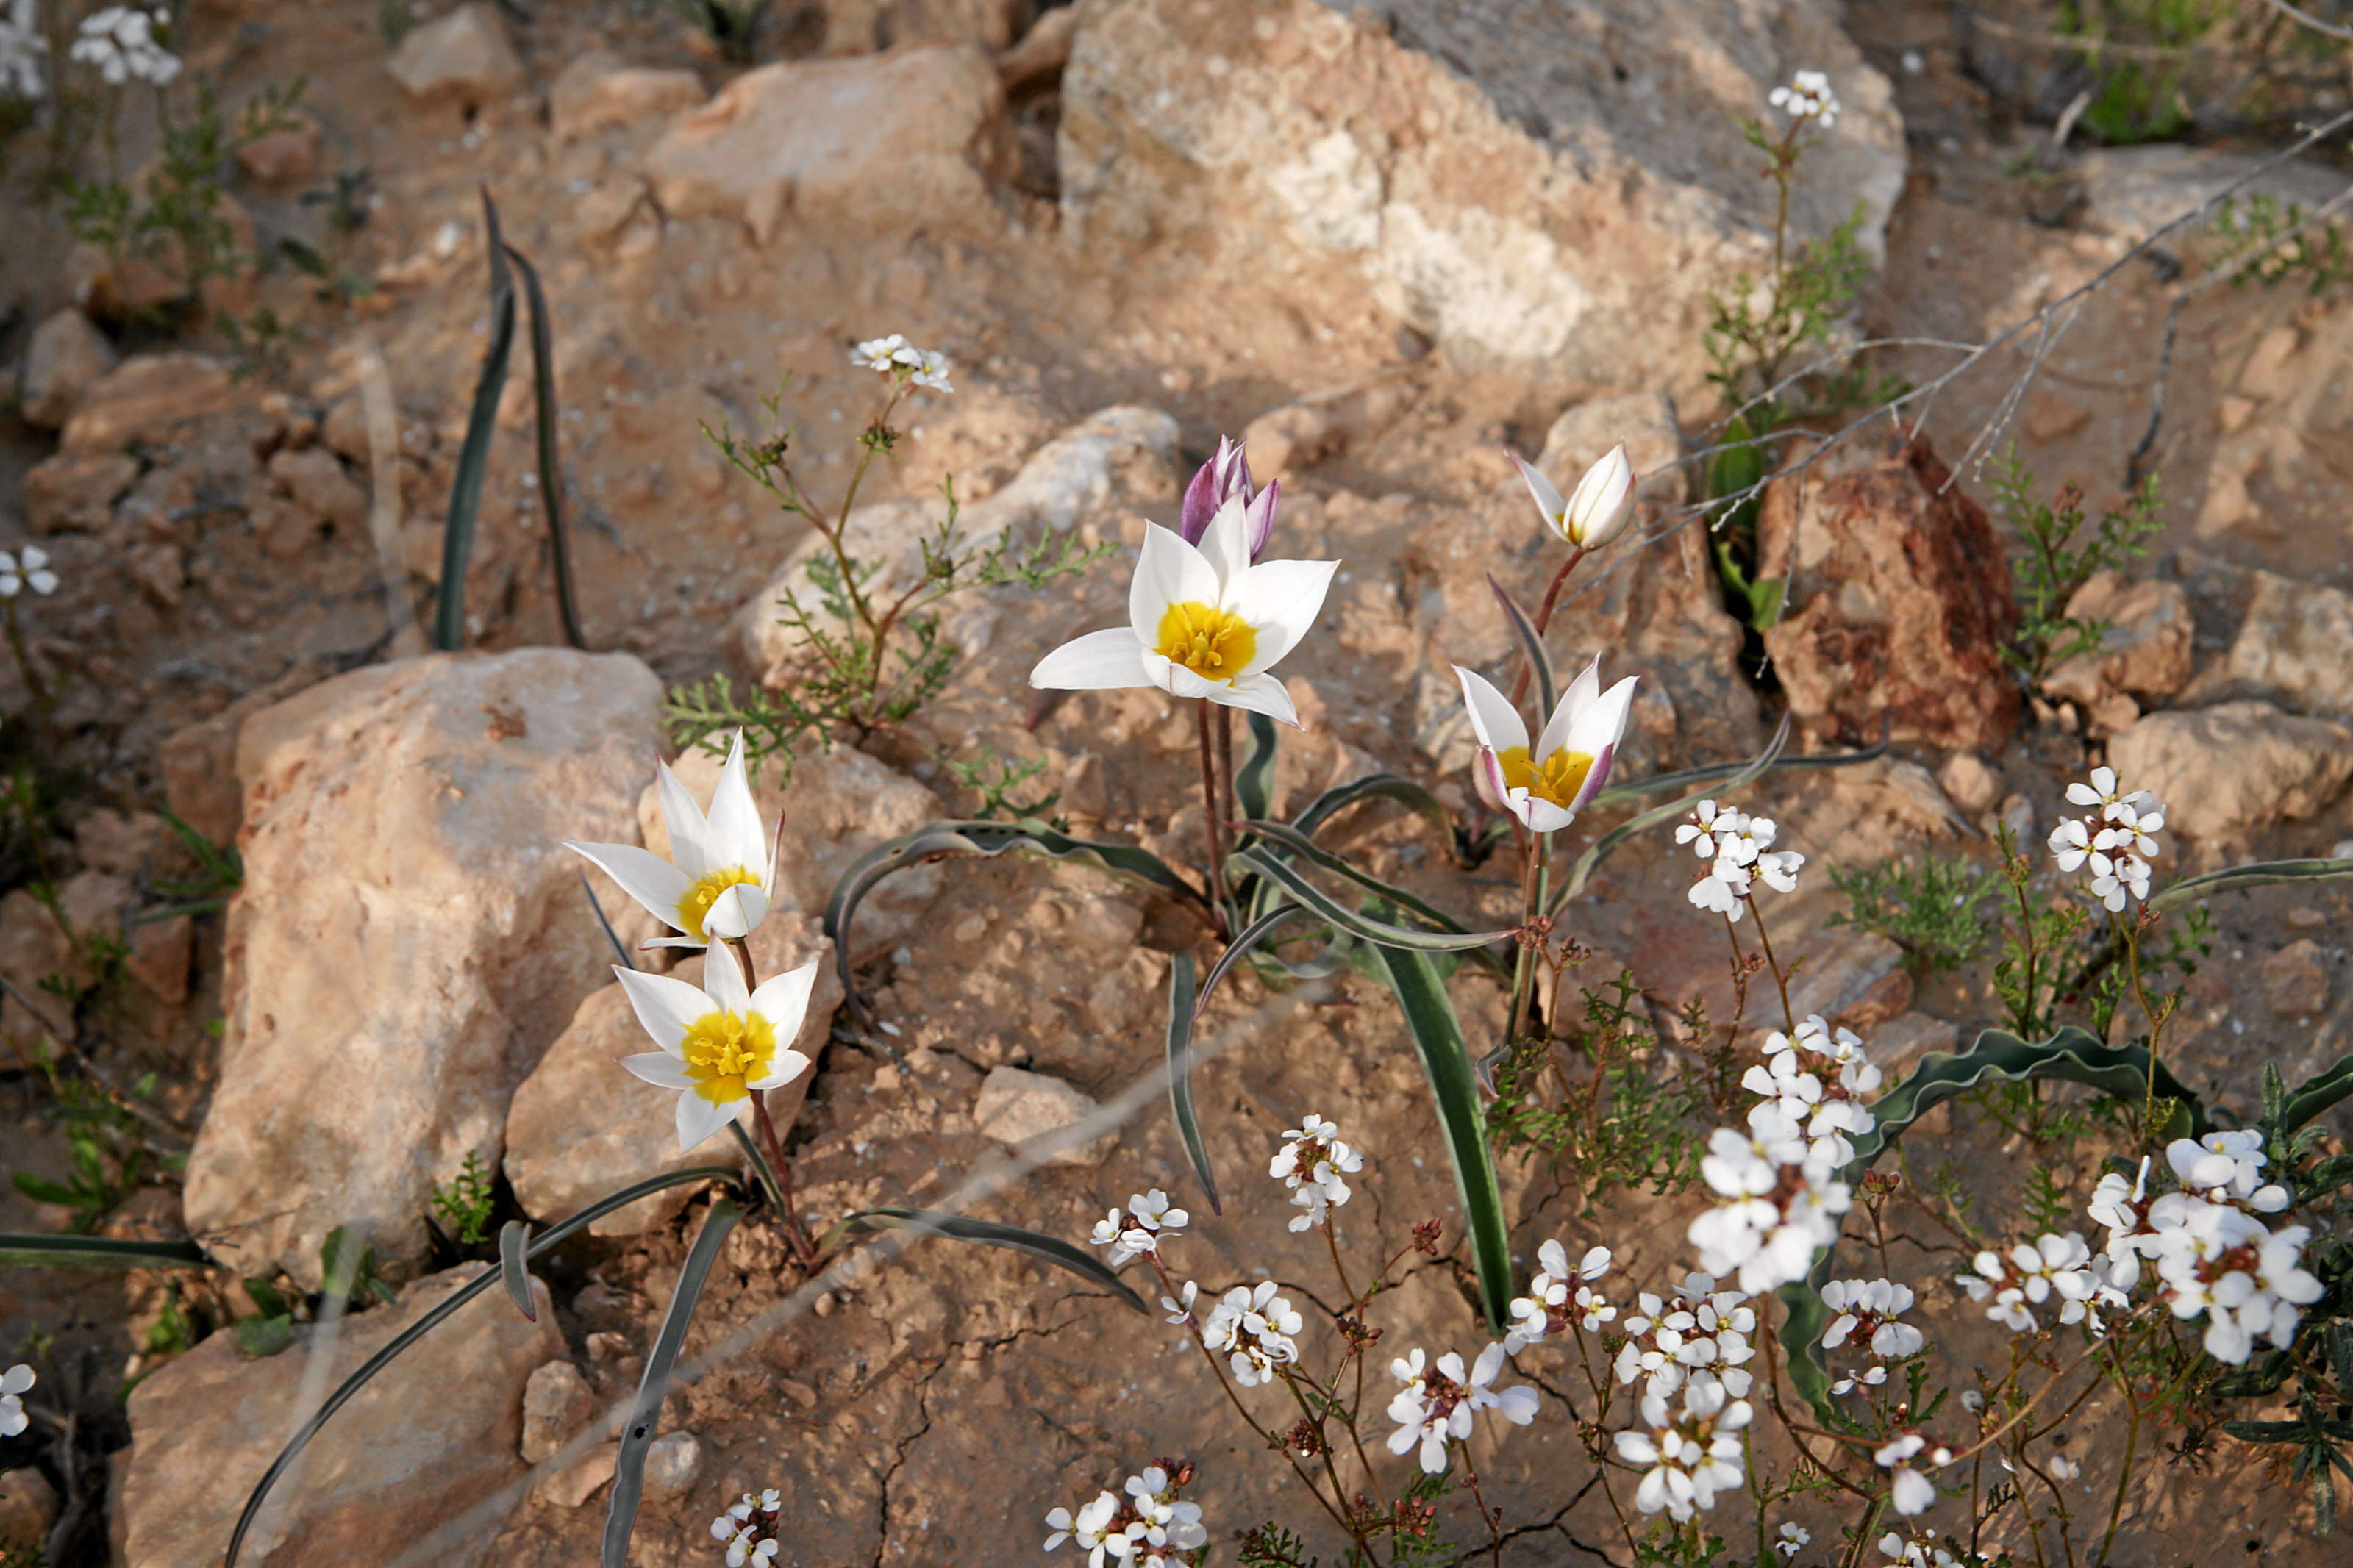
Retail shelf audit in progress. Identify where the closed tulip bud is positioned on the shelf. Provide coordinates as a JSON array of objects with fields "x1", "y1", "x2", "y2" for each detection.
[
  {"x1": 1513, "y1": 443, "x2": 1635, "y2": 548},
  {"x1": 1180, "y1": 437, "x2": 1277, "y2": 559}
]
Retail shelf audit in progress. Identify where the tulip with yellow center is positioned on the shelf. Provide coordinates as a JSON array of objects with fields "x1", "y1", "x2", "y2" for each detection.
[
  {"x1": 1454, "y1": 658, "x2": 1638, "y2": 833},
  {"x1": 1027, "y1": 492, "x2": 1338, "y2": 726},
  {"x1": 564, "y1": 731, "x2": 778, "y2": 950},
  {"x1": 1513, "y1": 443, "x2": 1634, "y2": 549},
  {"x1": 615, "y1": 952, "x2": 819, "y2": 1151}
]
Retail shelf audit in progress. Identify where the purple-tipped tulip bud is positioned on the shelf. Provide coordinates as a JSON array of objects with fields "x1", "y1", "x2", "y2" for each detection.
[
  {"x1": 1180, "y1": 436, "x2": 1257, "y2": 547},
  {"x1": 1240, "y1": 477, "x2": 1280, "y2": 562}
]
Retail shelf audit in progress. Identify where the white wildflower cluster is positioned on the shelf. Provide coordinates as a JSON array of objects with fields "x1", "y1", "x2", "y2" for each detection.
[
  {"x1": 1199, "y1": 1281, "x2": 1303, "y2": 1387},
  {"x1": 71, "y1": 7, "x2": 179, "y2": 85},
  {"x1": 1, "y1": 1363, "x2": 32, "y2": 1436},
  {"x1": 851, "y1": 332, "x2": 952, "y2": 391},
  {"x1": 1385, "y1": 1344, "x2": 1539, "y2": 1475},
  {"x1": 2046, "y1": 766, "x2": 2164, "y2": 912},
  {"x1": 1268, "y1": 1113, "x2": 1361, "y2": 1232},
  {"x1": 1504, "y1": 1238, "x2": 1613, "y2": 1352},
  {"x1": 1613, "y1": 1273, "x2": 1756, "y2": 1400},
  {"x1": 1090, "y1": 1189, "x2": 1188, "y2": 1267},
  {"x1": 1612, "y1": 1373, "x2": 1752, "y2": 1521},
  {"x1": 0, "y1": 546, "x2": 57, "y2": 598},
  {"x1": 1678, "y1": 798, "x2": 1803, "y2": 920},
  {"x1": 2086, "y1": 1139, "x2": 2322, "y2": 1364},
  {"x1": 709, "y1": 1488, "x2": 783, "y2": 1567},
  {"x1": 1768, "y1": 68, "x2": 1840, "y2": 129},
  {"x1": 1874, "y1": 1432, "x2": 1952, "y2": 1516},
  {"x1": 1819, "y1": 1276, "x2": 1924, "y2": 1395},
  {"x1": 0, "y1": 0, "x2": 45, "y2": 99},
  {"x1": 1044, "y1": 1465, "x2": 1208, "y2": 1568},
  {"x1": 1957, "y1": 1232, "x2": 2124, "y2": 1335},
  {"x1": 1689, "y1": 1109, "x2": 1854, "y2": 1294},
  {"x1": 1880, "y1": 1530, "x2": 1985, "y2": 1567},
  {"x1": 1743, "y1": 1014, "x2": 1880, "y2": 1167}
]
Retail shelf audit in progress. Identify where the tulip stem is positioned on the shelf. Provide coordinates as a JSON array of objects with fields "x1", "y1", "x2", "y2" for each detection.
[
  {"x1": 1510, "y1": 832, "x2": 1552, "y2": 1038},
  {"x1": 728, "y1": 937, "x2": 818, "y2": 1269},
  {"x1": 1507, "y1": 546, "x2": 1587, "y2": 710},
  {"x1": 1195, "y1": 699, "x2": 1232, "y2": 937}
]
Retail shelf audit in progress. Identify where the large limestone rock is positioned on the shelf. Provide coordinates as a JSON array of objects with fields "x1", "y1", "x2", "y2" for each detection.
[
  {"x1": 644, "y1": 45, "x2": 1010, "y2": 241},
  {"x1": 58, "y1": 353, "x2": 235, "y2": 455},
  {"x1": 733, "y1": 404, "x2": 1181, "y2": 683},
  {"x1": 385, "y1": 2, "x2": 526, "y2": 106},
  {"x1": 183, "y1": 650, "x2": 666, "y2": 1286},
  {"x1": 2221, "y1": 570, "x2": 2353, "y2": 717},
  {"x1": 15, "y1": 308, "x2": 118, "y2": 429},
  {"x1": 2107, "y1": 701, "x2": 2353, "y2": 841},
  {"x1": 504, "y1": 932, "x2": 841, "y2": 1236},
  {"x1": 549, "y1": 50, "x2": 706, "y2": 141},
  {"x1": 118, "y1": 1267, "x2": 563, "y2": 1568},
  {"x1": 1760, "y1": 434, "x2": 2022, "y2": 751},
  {"x1": 1058, "y1": 0, "x2": 1904, "y2": 394}
]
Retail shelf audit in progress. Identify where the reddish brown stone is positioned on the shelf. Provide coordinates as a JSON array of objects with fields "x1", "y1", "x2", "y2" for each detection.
[{"x1": 1760, "y1": 434, "x2": 2022, "y2": 751}]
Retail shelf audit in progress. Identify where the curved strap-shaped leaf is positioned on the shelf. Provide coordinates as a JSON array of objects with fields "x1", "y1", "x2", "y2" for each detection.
[
  {"x1": 1163, "y1": 953, "x2": 1218, "y2": 1214},
  {"x1": 1777, "y1": 1026, "x2": 2212, "y2": 1417},
  {"x1": 1488, "y1": 574, "x2": 1554, "y2": 720},
  {"x1": 1199, "y1": 906, "x2": 1331, "y2": 1009},
  {"x1": 1232, "y1": 848, "x2": 1514, "y2": 955},
  {"x1": 1365, "y1": 942, "x2": 1513, "y2": 1333},
  {"x1": 1235, "y1": 712, "x2": 1279, "y2": 825},
  {"x1": 498, "y1": 1220, "x2": 537, "y2": 1322},
  {"x1": 603, "y1": 1198, "x2": 743, "y2": 1567},
  {"x1": 2150, "y1": 856, "x2": 2353, "y2": 916},
  {"x1": 226, "y1": 1165, "x2": 743, "y2": 1568},
  {"x1": 434, "y1": 188, "x2": 517, "y2": 652},
  {"x1": 503, "y1": 242, "x2": 587, "y2": 650},
  {"x1": 2282, "y1": 1055, "x2": 2353, "y2": 1135},
  {"x1": 1291, "y1": 776, "x2": 1477, "y2": 868},
  {"x1": 824, "y1": 819, "x2": 1210, "y2": 1022},
  {"x1": 0, "y1": 1233, "x2": 213, "y2": 1269},
  {"x1": 1552, "y1": 712, "x2": 1793, "y2": 913},
  {"x1": 825, "y1": 1207, "x2": 1149, "y2": 1314},
  {"x1": 1238, "y1": 820, "x2": 1511, "y2": 981},
  {"x1": 1585, "y1": 722, "x2": 1891, "y2": 811}
]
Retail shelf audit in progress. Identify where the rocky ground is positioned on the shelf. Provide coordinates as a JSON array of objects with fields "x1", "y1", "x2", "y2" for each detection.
[{"x1": 2, "y1": 1, "x2": 2352, "y2": 1564}]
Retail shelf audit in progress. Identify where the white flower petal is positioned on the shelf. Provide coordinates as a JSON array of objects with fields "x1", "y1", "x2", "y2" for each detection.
[
  {"x1": 1032, "y1": 626, "x2": 1153, "y2": 690},
  {"x1": 1129, "y1": 524, "x2": 1219, "y2": 645},
  {"x1": 702, "y1": 881, "x2": 768, "y2": 942},
  {"x1": 654, "y1": 759, "x2": 717, "y2": 879},
  {"x1": 620, "y1": 1050, "x2": 696, "y2": 1089},
  {"x1": 749, "y1": 1051, "x2": 813, "y2": 1093},
  {"x1": 1222, "y1": 557, "x2": 1338, "y2": 676},
  {"x1": 614, "y1": 967, "x2": 713, "y2": 1054},
  {"x1": 1454, "y1": 665, "x2": 1530, "y2": 755},
  {"x1": 1207, "y1": 671, "x2": 1300, "y2": 728},
  {"x1": 750, "y1": 957, "x2": 822, "y2": 1042},
  {"x1": 564, "y1": 841, "x2": 695, "y2": 935},
  {"x1": 676, "y1": 1086, "x2": 741, "y2": 1151},
  {"x1": 706, "y1": 732, "x2": 769, "y2": 878}
]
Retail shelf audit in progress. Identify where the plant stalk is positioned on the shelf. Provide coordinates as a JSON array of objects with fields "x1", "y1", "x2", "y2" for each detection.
[{"x1": 728, "y1": 937, "x2": 815, "y2": 1267}]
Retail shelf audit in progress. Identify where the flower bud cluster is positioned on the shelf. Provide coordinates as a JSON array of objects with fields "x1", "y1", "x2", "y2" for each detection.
[
  {"x1": 1200, "y1": 1281, "x2": 1304, "y2": 1387},
  {"x1": 710, "y1": 1489, "x2": 783, "y2": 1567},
  {"x1": 1268, "y1": 1114, "x2": 1362, "y2": 1232}
]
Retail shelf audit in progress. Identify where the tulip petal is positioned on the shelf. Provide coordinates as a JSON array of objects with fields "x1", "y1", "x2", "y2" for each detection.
[
  {"x1": 1222, "y1": 557, "x2": 1338, "y2": 676},
  {"x1": 702, "y1": 881, "x2": 768, "y2": 942},
  {"x1": 615, "y1": 966, "x2": 714, "y2": 1054},
  {"x1": 1512, "y1": 790, "x2": 1577, "y2": 834},
  {"x1": 1475, "y1": 747, "x2": 1511, "y2": 811},
  {"x1": 654, "y1": 759, "x2": 715, "y2": 879},
  {"x1": 750, "y1": 957, "x2": 821, "y2": 1042},
  {"x1": 1196, "y1": 493, "x2": 1254, "y2": 587},
  {"x1": 676, "y1": 1087, "x2": 741, "y2": 1152},
  {"x1": 1565, "y1": 675, "x2": 1639, "y2": 761},
  {"x1": 1512, "y1": 454, "x2": 1566, "y2": 533},
  {"x1": 704, "y1": 944, "x2": 752, "y2": 1014},
  {"x1": 1207, "y1": 671, "x2": 1300, "y2": 728},
  {"x1": 1243, "y1": 479, "x2": 1279, "y2": 561},
  {"x1": 1535, "y1": 654, "x2": 1602, "y2": 760},
  {"x1": 1178, "y1": 457, "x2": 1220, "y2": 544},
  {"x1": 750, "y1": 1050, "x2": 814, "y2": 1093},
  {"x1": 565, "y1": 841, "x2": 693, "y2": 934},
  {"x1": 1454, "y1": 666, "x2": 1529, "y2": 755},
  {"x1": 1568, "y1": 741, "x2": 1618, "y2": 815},
  {"x1": 705, "y1": 731, "x2": 769, "y2": 878},
  {"x1": 1155, "y1": 657, "x2": 1220, "y2": 700},
  {"x1": 620, "y1": 1050, "x2": 696, "y2": 1089},
  {"x1": 641, "y1": 934, "x2": 713, "y2": 951},
  {"x1": 1031, "y1": 626, "x2": 1153, "y2": 690},
  {"x1": 1129, "y1": 524, "x2": 1219, "y2": 645}
]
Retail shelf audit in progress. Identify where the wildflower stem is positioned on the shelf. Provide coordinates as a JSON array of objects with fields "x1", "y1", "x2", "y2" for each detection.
[
  {"x1": 1194, "y1": 699, "x2": 1232, "y2": 936},
  {"x1": 1749, "y1": 898, "x2": 1796, "y2": 1031},
  {"x1": 727, "y1": 938, "x2": 817, "y2": 1268},
  {"x1": 1506, "y1": 545, "x2": 1587, "y2": 709},
  {"x1": 1276, "y1": 1367, "x2": 1367, "y2": 1556},
  {"x1": 1509, "y1": 834, "x2": 1551, "y2": 1038},
  {"x1": 1, "y1": 600, "x2": 52, "y2": 732},
  {"x1": 1464, "y1": 1465, "x2": 1503, "y2": 1567}
]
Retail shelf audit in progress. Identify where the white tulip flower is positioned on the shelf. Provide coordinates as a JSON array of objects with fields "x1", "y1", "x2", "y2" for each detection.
[
  {"x1": 1513, "y1": 443, "x2": 1635, "y2": 548},
  {"x1": 613, "y1": 953, "x2": 818, "y2": 1151},
  {"x1": 1029, "y1": 494, "x2": 1337, "y2": 726},
  {"x1": 565, "y1": 731, "x2": 778, "y2": 951},
  {"x1": 1454, "y1": 658, "x2": 1638, "y2": 833}
]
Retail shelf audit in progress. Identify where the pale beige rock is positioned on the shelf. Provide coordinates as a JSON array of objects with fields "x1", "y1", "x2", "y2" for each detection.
[
  {"x1": 1060, "y1": 0, "x2": 1903, "y2": 395},
  {"x1": 125, "y1": 914, "x2": 194, "y2": 1005},
  {"x1": 504, "y1": 933, "x2": 840, "y2": 1235},
  {"x1": 535, "y1": 1442, "x2": 619, "y2": 1508},
  {"x1": 825, "y1": 0, "x2": 1032, "y2": 54},
  {"x1": 735, "y1": 405, "x2": 1179, "y2": 683},
  {"x1": 549, "y1": 51, "x2": 705, "y2": 140},
  {"x1": 971, "y1": 1064, "x2": 1116, "y2": 1167},
  {"x1": 1239, "y1": 403, "x2": 1345, "y2": 479},
  {"x1": 268, "y1": 446, "x2": 369, "y2": 531},
  {"x1": 118, "y1": 1269, "x2": 562, "y2": 1568},
  {"x1": 182, "y1": 649, "x2": 666, "y2": 1286},
  {"x1": 74, "y1": 806, "x2": 168, "y2": 877},
  {"x1": 2263, "y1": 938, "x2": 2330, "y2": 1019},
  {"x1": 2107, "y1": 701, "x2": 2353, "y2": 840},
  {"x1": 519, "y1": 1360, "x2": 595, "y2": 1464},
  {"x1": 639, "y1": 747, "x2": 943, "y2": 955},
  {"x1": 0, "y1": 889, "x2": 76, "y2": 1049},
  {"x1": 644, "y1": 46, "x2": 1008, "y2": 242},
  {"x1": 236, "y1": 115, "x2": 323, "y2": 185},
  {"x1": 16, "y1": 308, "x2": 118, "y2": 429},
  {"x1": 2042, "y1": 572, "x2": 2194, "y2": 714},
  {"x1": 1535, "y1": 391, "x2": 1690, "y2": 508},
  {"x1": 1938, "y1": 753, "x2": 2002, "y2": 817},
  {"x1": 24, "y1": 451, "x2": 138, "y2": 534},
  {"x1": 59, "y1": 354, "x2": 235, "y2": 456},
  {"x1": 999, "y1": 2, "x2": 1079, "y2": 89},
  {"x1": 641, "y1": 1431, "x2": 704, "y2": 1499},
  {"x1": 0, "y1": 1466, "x2": 57, "y2": 1550},
  {"x1": 385, "y1": 2, "x2": 526, "y2": 104},
  {"x1": 2223, "y1": 570, "x2": 2353, "y2": 716}
]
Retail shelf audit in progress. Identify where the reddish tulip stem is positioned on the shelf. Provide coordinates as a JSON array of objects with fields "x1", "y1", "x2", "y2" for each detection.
[
  {"x1": 1195, "y1": 699, "x2": 1232, "y2": 937},
  {"x1": 1508, "y1": 545, "x2": 1587, "y2": 710},
  {"x1": 728, "y1": 937, "x2": 816, "y2": 1268}
]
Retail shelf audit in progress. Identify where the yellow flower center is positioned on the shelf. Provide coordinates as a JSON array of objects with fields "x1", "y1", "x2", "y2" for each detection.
[
  {"x1": 1155, "y1": 601, "x2": 1257, "y2": 683},
  {"x1": 676, "y1": 867, "x2": 761, "y2": 942},
  {"x1": 1494, "y1": 745, "x2": 1597, "y2": 808},
  {"x1": 680, "y1": 1008, "x2": 778, "y2": 1105}
]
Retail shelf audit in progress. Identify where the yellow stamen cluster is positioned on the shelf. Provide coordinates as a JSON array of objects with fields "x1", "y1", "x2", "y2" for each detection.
[
  {"x1": 681, "y1": 1008, "x2": 779, "y2": 1106},
  {"x1": 676, "y1": 867, "x2": 761, "y2": 942},
  {"x1": 1156, "y1": 601, "x2": 1257, "y2": 682},
  {"x1": 1495, "y1": 745, "x2": 1597, "y2": 808}
]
